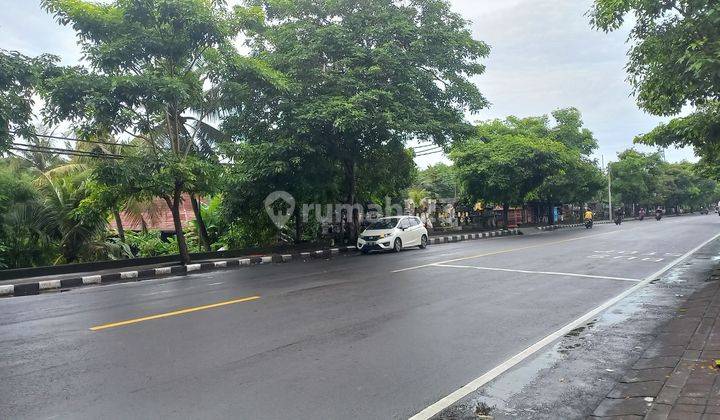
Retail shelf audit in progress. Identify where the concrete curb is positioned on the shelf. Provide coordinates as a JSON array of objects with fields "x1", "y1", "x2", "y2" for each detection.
[
  {"x1": 428, "y1": 228, "x2": 519, "y2": 245},
  {"x1": 536, "y1": 220, "x2": 614, "y2": 231},
  {"x1": 0, "y1": 228, "x2": 520, "y2": 298},
  {"x1": 536, "y1": 213, "x2": 692, "y2": 231}
]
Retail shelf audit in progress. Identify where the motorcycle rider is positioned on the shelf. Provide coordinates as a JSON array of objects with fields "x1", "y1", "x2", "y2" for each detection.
[
  {"x1": 583, "y1": 207, "x2": 594, "y2": 228},
  {"x1": 614, "y1": 206, "x2": 624, "y2": 224},
  {"x1": 639, "y1": 207, "x2": 646, "y2": 220},
  {"x1": 655, "y1": 206, "x2": 663, "y2": 220}
]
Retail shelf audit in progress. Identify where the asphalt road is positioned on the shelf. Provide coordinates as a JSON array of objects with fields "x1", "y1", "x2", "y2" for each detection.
[{"x1": 2, "y1": 215, "x2": 719, "y2": 419}]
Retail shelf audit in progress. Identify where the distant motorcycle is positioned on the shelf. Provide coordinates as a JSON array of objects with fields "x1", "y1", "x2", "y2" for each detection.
[
  {"x1": 656, "y1": 212, "x2": 663, "y2": 221},
  {"x1": 585, "y1": 219, "x2": 593, "y2": 229},
  {"x1": 701, "y1": 207, "x2": 709, "y2": 215},
  {"x1": 614, "y1": 215, "x2": 623, "y2": 225}
]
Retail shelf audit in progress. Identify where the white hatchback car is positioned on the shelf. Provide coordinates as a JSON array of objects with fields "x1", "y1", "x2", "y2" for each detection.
[{"x1": 357, "y1": 216, "x2": 429, "y2": 254}]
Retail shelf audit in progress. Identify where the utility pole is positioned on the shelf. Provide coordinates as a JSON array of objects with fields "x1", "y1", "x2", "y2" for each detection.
[
  {"x1": 603, "y1": 155, "x2": 612, "y2": 221},
  {"x1": 608, "y1": 162, "x2": 613, "y2": 221}
]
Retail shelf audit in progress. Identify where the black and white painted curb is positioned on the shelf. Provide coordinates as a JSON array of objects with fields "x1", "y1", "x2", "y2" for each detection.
[
  {"x1": 0, "y1": 246, "x2": 358, "y2": 298},
  {"x1": 534, "y1": 214, "x2": 690, "y2": 231},
  {"x1": 0, "y1": 228, "x2": 520, "y2": 298},
  {"x1": 536, "y1": 221, "x2": 614, "y2": 231},
  {"x1": 428, "y1": 228, "x2": 519, "y2": 244}
]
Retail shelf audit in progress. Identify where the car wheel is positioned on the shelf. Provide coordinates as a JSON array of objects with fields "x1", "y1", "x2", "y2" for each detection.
[
  {"x1": 419, "y1": 235, "x2": 428, "y2": 249},
  {"x1": 393, "y1": 238, "x2": 402, "y2": 253}
]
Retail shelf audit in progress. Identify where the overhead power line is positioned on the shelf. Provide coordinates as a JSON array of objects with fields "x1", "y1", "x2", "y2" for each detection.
[
  {"x1": 5, "y1": 130, "x2": 137, "y2": 148},
  {"x1": 414, "y1": 147, "x2": 444, "y2": 157},
  {"x1": 411, "y1": 144, "x2": 441, "y2": 153},
  {"x1": 9, "y1": 144, "x2": 124, "y2": 160}
]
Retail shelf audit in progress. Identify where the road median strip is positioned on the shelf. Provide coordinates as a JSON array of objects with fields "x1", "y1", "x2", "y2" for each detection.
[{"x1": 0, "y1": 228, "x2": 519, "y2": 298}]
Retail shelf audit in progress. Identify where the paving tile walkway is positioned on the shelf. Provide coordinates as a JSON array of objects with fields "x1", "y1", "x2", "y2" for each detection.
[{"x1": 592, "y1": 269, "x2": 720, "y2": 420}]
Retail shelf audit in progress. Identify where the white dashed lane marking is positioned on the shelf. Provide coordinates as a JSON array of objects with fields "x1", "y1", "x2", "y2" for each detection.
[{"x1": 588, "y1": 249, "x2": 682, "y2": 263}]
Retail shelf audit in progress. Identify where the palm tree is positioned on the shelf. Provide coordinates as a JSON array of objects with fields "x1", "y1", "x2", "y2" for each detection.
[
  {"x1": 408, "y1": 187, "x2": 430, "y2": 215},
  {"x1": 34, "y1": 169, "x2": 109, "y2": 263}
]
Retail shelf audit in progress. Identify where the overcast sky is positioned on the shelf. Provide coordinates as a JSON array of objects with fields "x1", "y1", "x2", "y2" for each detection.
[{"x1": 2, "y1": 0, "x2": 695, "y2": 167}]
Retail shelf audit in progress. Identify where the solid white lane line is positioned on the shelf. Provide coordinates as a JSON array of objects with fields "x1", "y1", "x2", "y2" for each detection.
[
  {"x1": 409, "y1": 230, "x2": 720, "y2": 420},
  {"x1": 393, "y1": 229, "x2": 625, "y2": 273},
  {"x1": 433, "y1": 264, "x2": 641, "y2": 283}
]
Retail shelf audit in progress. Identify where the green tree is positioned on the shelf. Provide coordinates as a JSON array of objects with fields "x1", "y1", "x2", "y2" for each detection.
[
  {"x1": 460, "y1": 108, "x2": 602, "y2": 225},
  {"x1": 416, "y1": 163, "x2": 457, "y2": 199},
  {"x1": 451, "y1": 135, "x2": 569, "y2": 227},
  {"x1": 0, "y1": 50, "x2": 56, "y2": 151},
  {"x1": 635, "y1": 103, "x2": 720, "y2": 175},
  {"x1": 533, "y1": 156, "x2": 605, "y2": 220},
  {"x1": 222, "y1": 137, "x2": 337, "y2": 246},
  {"x1": 40, "y1": 0, "x2": 267, "y2": 264},
  {"x1": 608, "y1": 149, "x2": 665, "y2": 211},
  {"x1": 591, "y1": 1, "x2": 720, "y2": 173},
  {"x1": 239, "y1": 0, "x2": 489, "y2": 239},
  {"x1": 590, "y1": 0, "x2": 720, "y2": 116}
]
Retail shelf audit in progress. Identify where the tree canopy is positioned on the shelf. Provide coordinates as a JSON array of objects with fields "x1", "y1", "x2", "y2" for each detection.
[
  {"x1": 0, "y1": 50, "x2": 56, "y2": 150},
  {"x1": 39, "y1": 0, "x2": 272, "y2": 263},
  {"x1": 590, "y1": 0, "x2": 720, "y2": 116},
  {"x1": 228, "y1": 0, "x2": 489, "y2": 238}
]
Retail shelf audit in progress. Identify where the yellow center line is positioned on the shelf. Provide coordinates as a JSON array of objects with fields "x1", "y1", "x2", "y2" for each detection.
[{"x1": 90, "y1": 295, "x2": 261, "y2": 331}]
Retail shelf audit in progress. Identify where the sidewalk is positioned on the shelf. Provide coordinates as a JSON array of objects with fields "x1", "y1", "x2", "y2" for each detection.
[{"x1": 592, "y1": 269, "x2": 720, "y2": 420}]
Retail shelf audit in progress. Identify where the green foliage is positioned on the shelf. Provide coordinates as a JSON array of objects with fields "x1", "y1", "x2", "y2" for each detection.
[
  {"x1": 609, "y1": 149, "x2": 665, "y2": 207},
  {"x1": 0, "y1": 50, "x2": 57, "y2": 150},
  {"x1": 609, "y1": 149, "x2": 717, "y2": 210},
  {"x1": 454, "y1": 108, "x2": 603, "y2": 209},
  {"x1": 0, "y1": 160, "x2": 114, "y2": 268},
  {"x1": 233, "y1": 0, "x2": 489, "y2": 208},
  {"x1": 415, "y1": 163, "x2": 457, "y2": 199},
  {"x1": 451, "y1": 135, "x2": 570, "y2": 206},
  {"x1": 357, "y1": 142, "x2": 416, "y2": 204},
  {"x1": 125, "y1": 229, "x2": 200, "y2": 258},
  {"x1": 635, "y1": 103, "x2": 720, "y2": 178},
  {"x1": 40, "y1": 0, "x2": 268, "y2": 263},
  {"x1": 590, "y1": 0, "x2": 720, "y2": 116},
  {"x1": 0, "y1": 163, "x2": 56, "y2": 268}
]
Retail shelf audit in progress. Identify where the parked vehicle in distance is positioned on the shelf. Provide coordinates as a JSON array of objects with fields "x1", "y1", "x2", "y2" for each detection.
[
  {"x1": 357, "y1": 216, "x2": 428, "y2": 254},
  {"x1": 700, "y1": 207, "x2": 709, "y2": 215}
]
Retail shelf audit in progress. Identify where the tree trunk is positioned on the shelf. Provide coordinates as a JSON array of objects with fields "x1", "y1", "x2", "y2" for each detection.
[
  {"x1": 343, "y1": 158, "x2": 359, "y2": 241},
  {"x1": 165, "y1": 190, "x2": 191, "y2": 265},
  {"x1": 140, "y1": 216, "x2": 148, "y2": 234},
  {"x1": 190, "y1": 193, "x2": 211, "y2": 252},
  {"x1": 502, "y1": 203, "x2": 509, "y2": 228},
  {"x1": 113, "y1": 208, "x2": 126, "y2": 243},
  {"x1": 547, "y1": 203, "x2": 555, "y2": 226},
  {"x1": 294, "y1": 204, "x2": 302, "y2": 244}
]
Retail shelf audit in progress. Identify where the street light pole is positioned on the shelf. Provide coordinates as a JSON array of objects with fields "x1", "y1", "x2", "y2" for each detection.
[{"x1": 608, "y1": 163, "x2": 612, "y2": 221}]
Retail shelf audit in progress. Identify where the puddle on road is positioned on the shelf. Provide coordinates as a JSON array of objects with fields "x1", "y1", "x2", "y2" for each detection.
[{"x1": 469, "y1": 342, "x2": 565, "y2": 414}]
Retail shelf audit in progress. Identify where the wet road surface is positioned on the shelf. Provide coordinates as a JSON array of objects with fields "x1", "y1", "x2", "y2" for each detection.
[{"x1": 1, "y1": 215, "x2": 719, "y2": 419}]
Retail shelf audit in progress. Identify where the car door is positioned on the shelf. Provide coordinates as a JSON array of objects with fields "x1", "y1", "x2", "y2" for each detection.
[
  {"x1": 398, "y1": 218, "x2": 414, "y2": 246},
  {"x1": 412, "y1": 217, "x2": 425, "y2": 243},
  {"x1": 405, "y1": 217, "x2": 421, "y2": 246}
]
